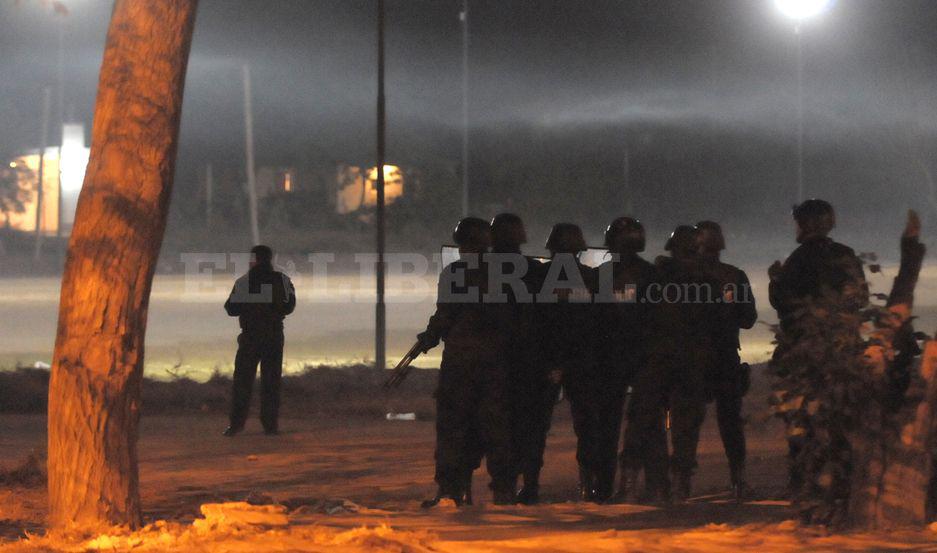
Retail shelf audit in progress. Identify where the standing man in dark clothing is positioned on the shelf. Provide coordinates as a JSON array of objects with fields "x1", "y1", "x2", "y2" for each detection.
[
  {"x1": 488, "y1": 213, "x2": 551, "y2": 505},
  {"x1": 593, "y1": 217, "x2": 658, "y2": 503},
  {"x1": 418, "y1": 217, "x2": 516, "y2": 507},
  {"x1": 769, "y1": 200, "x2": 869, "y2": 331},
  {"x1": 768, "y1": 200, "x2": 869, "y2": 496},
  {"x1": 538, "y1": 223, "x2": 600, "y2": 501},
  {"x1": 695, "y1": 221, "x2": 758, "y2": 501},
  {"x1": 621, "y1": 225, "x2": 712, "y2": 503},
  {"x1": 223, "y1": 245, "x2": 296, "y2": 437}
]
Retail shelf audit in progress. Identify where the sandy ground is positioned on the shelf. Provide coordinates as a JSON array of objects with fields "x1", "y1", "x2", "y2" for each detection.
[
  {"x1": 4, "y1": 261, "x2": 937, "y2": 380},
  {"x1": 2, "y1": 403, "x2": 937, "y2": 551},
  {"x1": 3, "y1": 262, "x2": 937, "y2": 549}
]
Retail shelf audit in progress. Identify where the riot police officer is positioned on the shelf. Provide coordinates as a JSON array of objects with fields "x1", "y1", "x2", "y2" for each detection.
[
  {"x1": 538, "y1": 223, "x2": 600, "y2": 501},
  {"x1": 488, "y1": 213, "x2": 550, "y2": 504},
  {"x1": 768, "y1": 200, "x2": 868, "y2": 495},
  {"x1": 223, "y1": 245, "x2": 296, "y2": 437},
  {"x1": 417, "y1": 217, "x2": 516, "y2": 507},
  {"x1": 696, "y1": 221, "x2": 758, "y2": 501},
  {"x1": 621, "y1": 225, "x2": 712, "y2": 503},
  {"x1": 593, "y1": 217, "x2": 658, "y2": 503},
  {"x1": 769, "y1": 199, "x2": 868, "y2": 330}
]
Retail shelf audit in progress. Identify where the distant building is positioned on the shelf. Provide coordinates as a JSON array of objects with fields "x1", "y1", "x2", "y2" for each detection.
[
  {"x1": 0, "y1": 123, "x2": 89, "y2": 236},
  {"x1": 334, "y1": 164, "x2": 404, "y2": 214},
  {"x1": 256, "y1": 166, "x2": 299, "y2": 197}
]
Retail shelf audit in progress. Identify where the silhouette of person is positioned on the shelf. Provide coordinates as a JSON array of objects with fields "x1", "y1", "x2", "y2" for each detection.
[
  {"x1": 695, "y1": 221, "x2": 757, "y2": 501},
  {"x1": 223, "y1": 245, "x2": 296, "y2": 436}
]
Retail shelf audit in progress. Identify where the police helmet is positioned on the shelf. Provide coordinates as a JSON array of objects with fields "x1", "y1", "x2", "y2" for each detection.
[
  {"x1": 490, "y1": 213, "x2": 527, "y2": 250},
  {"x1": 452, "y1": 217, "x2": 491, "y2": 251},
  {"x1": 545, "y1": 223, "x2": 587, "y2": 254},
  {"x1": 665, "y1": 225, "x2": 698, "y2": 257},
  {"x1": 695, "y1": 220, "x2": 725, "y2": 253},
  {"x1": 604, "y1": 217, "x2": 646, "y2": 253}
]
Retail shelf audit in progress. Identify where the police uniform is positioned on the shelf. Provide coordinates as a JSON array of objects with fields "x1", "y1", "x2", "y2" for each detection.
[
  {"x1": 593, "y1": 253, "x2": 658, "y2": 500},
  {"x1": 422, "y1": 257, "x2": 515, "y2": 502},
  {"x1": 538, "y1": 254, "x2": 601, "y2": 498},
  {"x1": 699, "y1": 256, "x2": 757, "y2": 488}
]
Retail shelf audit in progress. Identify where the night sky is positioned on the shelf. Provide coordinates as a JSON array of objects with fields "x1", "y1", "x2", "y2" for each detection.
[{"x1": 2, "y1": 0, "x2": 937, "y2": 252}]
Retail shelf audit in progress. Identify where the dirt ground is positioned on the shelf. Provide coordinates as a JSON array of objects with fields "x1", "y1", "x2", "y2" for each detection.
[{"x1": 4, "y1": 402, "x2": 937, "y2": 552}]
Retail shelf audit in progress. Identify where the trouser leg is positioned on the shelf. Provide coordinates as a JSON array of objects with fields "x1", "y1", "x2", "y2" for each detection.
[
  {"x1": 521, "y1": 381, "x2": 559, "y2": 484},
  {"x1": 477, "y1": 364, "x2": 515, "y2": 494},
  {"x1": 434, "y1": 363, "x2": 476, "y2": 497},
  {"x1": 565, "y1": 374, "x2": 600, "y2": 474},
  {"x1": 715, "y1": 390, "x2": 746, "y2": 479},
  {"x1": 259, "y1": 332, "x2": 284, "y2": 432},
  {"x1": 621, "y1": 366, "x2": 670, "y2": 494},
  {"x1": 593, "y1": 382, "x2": 626, "y2": 499},
  {"x1": 230, "y1": 333, "x2": 261, "y2": 429},
  {"x1": 669, "y1": 369, "x2": 707, "y2": 476}
]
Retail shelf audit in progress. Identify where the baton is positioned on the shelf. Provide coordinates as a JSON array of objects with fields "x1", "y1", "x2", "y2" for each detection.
[{"x1": 382, "y1": 341, "x2": 423, "y2": 389}]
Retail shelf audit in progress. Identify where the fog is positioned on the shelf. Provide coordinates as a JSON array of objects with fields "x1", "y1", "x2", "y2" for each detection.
[{"x1": 2, "y1": 0, "x2": 937, "y2": 370}]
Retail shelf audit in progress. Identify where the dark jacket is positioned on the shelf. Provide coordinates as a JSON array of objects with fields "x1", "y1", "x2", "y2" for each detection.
[
  {"x1": 700, "y1": 257, "x2": 758, "y2": 354},
  {"x1": 769, "y1": 236, "x2": 868, "y2": 329},
  {"x1": 424, "y1": 258, "x2": 511, "y2": 360},
  {"x1": 537, "y1": 255, "x2": 598, "y2": 375},
  {"x1": 648, "y1": 254, "x2": 718, "y2": 368},
  {"x1": 595, "y1": 253, "x2": 658, "y2": 372},
  {"x1": 224, "y1": 265, "x2": 296, "y2": 333},
  {"x1": 487, "y1": 252, "x2": 547, "y2": 362}
]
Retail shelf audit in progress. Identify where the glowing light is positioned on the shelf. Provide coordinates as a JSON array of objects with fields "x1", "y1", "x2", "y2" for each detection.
[
  {"x1": 8, "y1": 162, "x2": 15, "y2": 168},
  {"x1": 335, "y1": 165, "x2": 405, "y2": 214},
  {"x1": 366, "y1": 165, "x2": 403, "y2": 183},
  {"x1": 283, "y1": 172, "x2": 292, "y2": 193},
  {"x1": 59, "y1": 123, "x2": 89, "y2": 193},
  {"x1": 774, "y1": 0, "x2": 834, "y2": 20}
]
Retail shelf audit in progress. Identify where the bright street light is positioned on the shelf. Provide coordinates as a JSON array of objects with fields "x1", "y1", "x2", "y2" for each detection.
[
  {"x1": 774, "y1": 0, "x2": 834, "y2": 21},
  {"x1": 774, "y1": 0, "x2": 834, "y2": 202}
]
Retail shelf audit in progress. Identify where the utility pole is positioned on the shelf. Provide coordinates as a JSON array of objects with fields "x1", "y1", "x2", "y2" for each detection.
[
  {"x1": 623, "y1": 144, "x2": 632, "y2": 214},
  {"x1": 56, "y1": 19, "x2": 65, "y2": 241},
  {"x1": 460, "y1": 0, "x2": 470, "y2": 216},
  {"x1": 375, "y1": 0, "x2": 387, "y2": 371},
  {"x1": 795, "y1": 25, "x2": 805, "y2": 203},
  {"x1": 205, "y1": 163, "x2": 214, "y2": 229},
  {"x1": 242, "y1": 63, "x2": 260, "y2": 245},
  {"x1": 34, "y1": 87, "x2": 52, "y2": 261}
]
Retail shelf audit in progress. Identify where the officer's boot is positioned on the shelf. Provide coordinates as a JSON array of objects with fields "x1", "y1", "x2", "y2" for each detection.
[
  {"x1": 577, "y1": 466, "x2": 595, "y2": 502},
  {"x1": 462, "y1": 472, "x2": 474, "y2": 506},
  {"x1": 516, "y1": 472, "x2": 540, "y2": 505},
  {"x1": 672, "y1": 470, "x2": 692, "y2": 504},
  {"x1": 730, "y1": 463, "x2": 751, "y2": 504},
  {"x1": 613, "y1": 467, "x2": 641, "y2": 504},
  {"x1": 490, "y1": 478, "x2": 516, "y2": 506},
  {"x1": 592, "y1": 468, "x2": 615, "y2": 504},
  {"x1": 421, "y1": 483, "x2": 465, "y2": 509}
]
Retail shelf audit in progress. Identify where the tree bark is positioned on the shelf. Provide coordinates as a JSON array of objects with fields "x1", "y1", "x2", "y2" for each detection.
[{"x1": 47, "y1": 0, "x2": 198, "y2": 532}]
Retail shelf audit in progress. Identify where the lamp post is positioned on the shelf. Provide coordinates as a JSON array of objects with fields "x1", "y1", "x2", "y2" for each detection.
[
  {"x1": 375, "y1": 0, "x2": 387, "y2": 371},
  {"x1": 459, "y1": 0, "x2": 470, "y2": 217},
  {"x1": 773, "y1": 0, "x2": 833, "y2": 203}
]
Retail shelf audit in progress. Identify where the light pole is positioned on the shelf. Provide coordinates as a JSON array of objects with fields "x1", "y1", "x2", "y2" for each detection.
[
  {"x1": 242, "y1": 63, "x2": 260, "y2": 246},
  {"x1": 459, "y1": 0, "x2": 470, "y2": 217},
  {"x1": 375, "y1": 0, "x2": 387, "y2": 371},
  {"x1": 774, "y1": 0, "x2": 833, "y2": 203}
]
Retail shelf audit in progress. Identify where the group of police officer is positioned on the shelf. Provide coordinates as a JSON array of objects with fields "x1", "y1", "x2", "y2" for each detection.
[
  {"x1": 416, "y1": 210, "x2": 762, "y2": 508},
  {"x1": 217, "y1": 198, "x2": 868, "y2": 511}
]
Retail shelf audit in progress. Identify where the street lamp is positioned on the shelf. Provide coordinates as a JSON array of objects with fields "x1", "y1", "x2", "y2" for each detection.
[
  {"x1": 774, "y1": 0, "x2": 834, "y2": 202},
  {"x1": 774, "y1": 0, "x2": 834, "y2": 20}
]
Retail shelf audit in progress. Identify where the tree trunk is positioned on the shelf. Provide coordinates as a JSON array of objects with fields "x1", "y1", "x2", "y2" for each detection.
[{"x1": 47, "y1": 0, "x2": 198, "y2": 532}]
